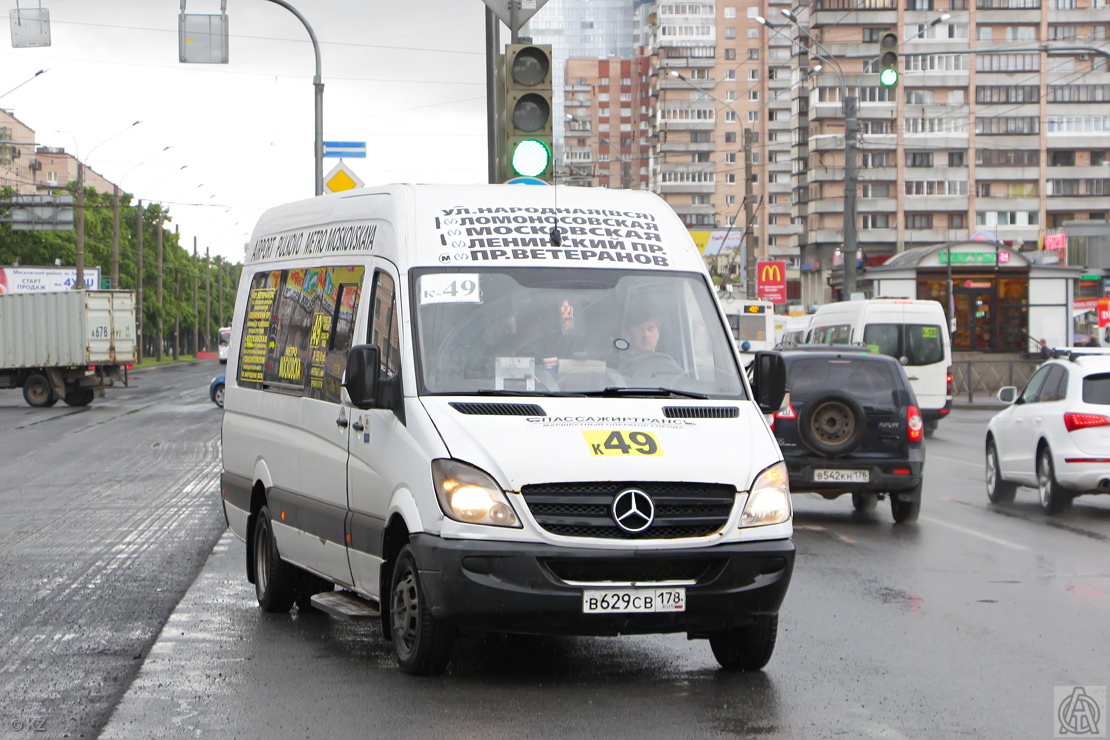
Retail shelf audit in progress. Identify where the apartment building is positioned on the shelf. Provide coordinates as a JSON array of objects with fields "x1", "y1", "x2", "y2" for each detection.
[
  {"x1": 785, "y1": 0, "x2": 1109, "y2": 306},
  {"x1": 563, "y1": 2, "x2": 1107, "y2": 308},
  {"x1": 2, "y1": 108, "x2": 116, "y2": 196},
  {"x1": 562, "y1": 57, "x2": 653, "y2": 189}
]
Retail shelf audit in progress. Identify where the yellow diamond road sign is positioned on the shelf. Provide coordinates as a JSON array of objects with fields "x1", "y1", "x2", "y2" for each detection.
[{"x1": 324, "y1": 161, "x2": 364, "y2": 193}]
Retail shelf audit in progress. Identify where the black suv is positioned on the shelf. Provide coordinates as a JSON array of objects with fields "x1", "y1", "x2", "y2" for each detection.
[{"x1": 771, "y1": 345, "x2": 925, "y2": 523}]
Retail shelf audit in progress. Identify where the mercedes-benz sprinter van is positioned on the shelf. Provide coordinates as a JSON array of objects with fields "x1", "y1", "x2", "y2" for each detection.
[{"x1": 220, "y1": 184, "x2": 794, "y2": 675}]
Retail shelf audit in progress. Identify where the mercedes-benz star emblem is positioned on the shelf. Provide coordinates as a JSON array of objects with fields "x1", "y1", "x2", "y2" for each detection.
[{"x1": 611, "y1": 489, "x2": 655, "y2": 533}]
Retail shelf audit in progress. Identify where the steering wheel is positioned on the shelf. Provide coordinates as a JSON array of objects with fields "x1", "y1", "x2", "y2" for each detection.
[{"x1": 619, "y1": 351, "x2": 685, "y2": 383}]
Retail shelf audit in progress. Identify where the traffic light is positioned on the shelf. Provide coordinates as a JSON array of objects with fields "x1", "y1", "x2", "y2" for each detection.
[
  {"x1": 878, "y1": 32, "x2": 899, "y2": 87},
  {"x1": 500, "y1": 43, "x2": 553, "y2": 181}
]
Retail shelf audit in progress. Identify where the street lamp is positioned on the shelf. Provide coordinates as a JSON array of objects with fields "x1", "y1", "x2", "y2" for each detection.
[
  {"x1": 0, "y1": 68, "x2": 46, "y2": 101},
  {"x1": 71, "y1": 120, "x2": 143, "y2": 290},
  {"x1": 565, "y1": 113, "x2": 632, "y2": 188}
]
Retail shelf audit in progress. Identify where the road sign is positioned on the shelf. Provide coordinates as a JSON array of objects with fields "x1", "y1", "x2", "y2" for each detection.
[
  {"x1": 505, "y1": 176, "x2": 549, "y2": 185},
  {"x1": 757, "y1": 261, "x2": 787, "y2": 304},
  {"x1": 323, "y1": 140, "x2": 366, "y2": 158},
  {"x1": 482, "y1": 0, "x2": 550, "y2": 33},
  {"x1": 324, "y1": 162, "x2": 364, "y2": 193}
]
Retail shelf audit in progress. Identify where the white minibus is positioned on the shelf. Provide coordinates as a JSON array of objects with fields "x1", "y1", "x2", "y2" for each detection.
[{"x1": 220, "y1": 184, "x2": 795, "y2": 675}]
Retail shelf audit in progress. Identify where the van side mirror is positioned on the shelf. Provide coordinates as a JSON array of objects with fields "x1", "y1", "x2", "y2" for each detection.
[
  {"x1": 751, "y1": 350, "x2": 787, "y2": 414},
  {"x1": 997, "y1": 386, "x2": 1018, "y2": 404},
  {"x1": 344, "y1": 344, "x2": 381, "y2": 409}
]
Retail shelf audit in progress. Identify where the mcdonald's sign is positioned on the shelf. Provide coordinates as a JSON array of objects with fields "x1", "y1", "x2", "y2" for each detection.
[{"x1": 757, "y1": 260, "x2": 787, "y2": 304}]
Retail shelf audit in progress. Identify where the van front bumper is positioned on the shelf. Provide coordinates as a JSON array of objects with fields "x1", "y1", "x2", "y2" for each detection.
[{"x1": 408, "y1": 533, "x2": 794, "y2": 636}]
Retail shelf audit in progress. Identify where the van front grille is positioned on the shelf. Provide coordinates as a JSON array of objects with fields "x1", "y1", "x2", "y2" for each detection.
[{"x1": 520, "y1": 481, "x2": 735, "y2": 540}]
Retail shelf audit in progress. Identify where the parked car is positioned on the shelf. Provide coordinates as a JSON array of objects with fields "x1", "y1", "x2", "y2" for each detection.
[
  {"x1": 985, "y1": 349, "x2": 1110, "y2": 514},
  {"x1": 209, "y1": 374, "x2": 225, "y2": 408},
  {"x1": 772, "y1": 345, "x2": 925, "y2": 523}
]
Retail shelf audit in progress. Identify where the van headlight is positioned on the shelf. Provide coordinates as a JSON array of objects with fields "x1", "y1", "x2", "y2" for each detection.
[
  {"x1": 740, "y1": 461, "x2": 791, "y2": 528},
  {"x1": 432, "y1": 459, "x2": 521, "y2": 528}
]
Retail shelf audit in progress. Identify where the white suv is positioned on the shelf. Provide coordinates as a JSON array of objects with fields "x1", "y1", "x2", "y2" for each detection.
[{"x1": 985, "y1": 350, "x2": 1110, "y2": 514}]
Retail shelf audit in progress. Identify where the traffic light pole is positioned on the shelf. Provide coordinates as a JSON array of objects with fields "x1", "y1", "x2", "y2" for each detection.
[
  {"x1": 743, "y1": 129, "x2": 756, "y2": 300},
  {"x1": 485, "y1": 7, "x2": 500, "y2": 184},
  {"x1": 843, "y1": 96, "x2": 860, "y2": 298}
]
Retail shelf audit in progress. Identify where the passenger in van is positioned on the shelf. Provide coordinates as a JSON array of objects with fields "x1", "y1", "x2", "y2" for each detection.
[{"x1": 616, "y1": 307, "x2": 683, "y2": 381}]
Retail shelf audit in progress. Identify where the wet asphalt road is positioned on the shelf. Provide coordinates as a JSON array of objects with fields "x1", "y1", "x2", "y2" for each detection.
[
  {"x1": 108, "y1": 404, "x2": 1109, "y2": 739},
  {"x1": 0, "y1": 361, "x2": 226, "y2": 739},
  {"x1": 3, "y1": 371, "x2": 1109, "y2": 738}
]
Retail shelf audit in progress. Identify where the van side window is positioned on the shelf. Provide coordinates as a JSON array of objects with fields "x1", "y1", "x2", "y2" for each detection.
[
  {"x1": 812, "y1": 323, "x2": 851, "y2": 344},
  {"x1": 237, "y1": 266, "x2": 365, "y2": 400},
  {"x1": 305, "y1": 266, "x2": 365, "y2": 403},
  {"x1": 370, "y1": 271, "x2": 401, "y2": 378},
  {"x1": 862, "y1": 323, "x2": 945, "y2": 366}
]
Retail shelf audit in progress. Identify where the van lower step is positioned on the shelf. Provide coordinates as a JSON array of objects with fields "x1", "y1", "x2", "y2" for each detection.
[{"x1": 310, "y1": 591, "x2": 381, "y2": 620}]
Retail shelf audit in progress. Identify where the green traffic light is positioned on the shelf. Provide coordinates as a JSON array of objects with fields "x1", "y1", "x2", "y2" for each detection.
[
  {"x1": 511, "y1": 139, "x2": 551, "y2": 177},
  {"x1": 879, "y1": 68, "x2": 899, "y2": 87}
]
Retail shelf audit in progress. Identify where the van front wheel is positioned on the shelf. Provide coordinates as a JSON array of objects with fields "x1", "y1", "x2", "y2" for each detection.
[
  {"x1": 389, "y1": 545, "x2": 454, "y2": 675},
  {"x1": 708, "y1": 614, "x2": 778, "y2": 671},
  {"x1": 253, "y1": 507, "x2": 297, "y2": 613}
]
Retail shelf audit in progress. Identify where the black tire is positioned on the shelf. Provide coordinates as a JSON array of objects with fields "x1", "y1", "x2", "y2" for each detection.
[
  {"x1": 709, "y1": 614, "x2": 778, "y2": 671},
  {"x1": 252, "y1": 507, "x2": 297, "y2": 613},
  {"x1": 63, "y1": 386, "x2": 95, "y2": 407},
  {"x1": 212, "y1": 384, "x2": 225, "y2": 408},
  {"x1": 389, "y1": 544, "x2": 455, "y2": 675},
  {"x1": 23, "y1": 372, "x2": 57, "y2": 408},
  {"x1": 890, "y1": 483, "x2": 922, "y2": 524},
  {"x1": 797, "y1": 391, "x2": 867, "y2": 457},
  {"x1": 851, "y1": 491, "x2": 878, "y2": 512},
  {"x1": 985, "y1": 439, "x2": 1017, "y2": 504},
  {"x1": 1037, "y1": 448, "x2": 1073, "y2": 515},
  {"x1": 924, "y1": 419, "x2": 938, "y2": 438}
]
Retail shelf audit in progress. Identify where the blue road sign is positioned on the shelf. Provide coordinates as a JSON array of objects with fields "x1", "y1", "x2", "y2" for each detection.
[{"x1": 323, "y1": 141, "x2": 366, "y2": 158}]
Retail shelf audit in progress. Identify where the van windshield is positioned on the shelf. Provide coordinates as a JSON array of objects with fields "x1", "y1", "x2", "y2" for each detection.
[
  {"x1": 413, "y1": 267, "x2": 747, "y2": 398},
  {"x1": 861, "y1": 323, "x2": 945, "y2": 366},
  {"x1": 218, "y1": 329, "x2": 231, "y2": 346}
]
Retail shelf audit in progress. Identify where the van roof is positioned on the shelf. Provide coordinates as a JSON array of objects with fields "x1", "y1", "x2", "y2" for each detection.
[{"x1": 244, "y1": 183, "x2": 707, "y2": 273}]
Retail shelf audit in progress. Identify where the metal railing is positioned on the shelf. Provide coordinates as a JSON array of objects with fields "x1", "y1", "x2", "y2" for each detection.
[{"x1": 952, "y1": 358, "x2": 1041, "y2": 402}]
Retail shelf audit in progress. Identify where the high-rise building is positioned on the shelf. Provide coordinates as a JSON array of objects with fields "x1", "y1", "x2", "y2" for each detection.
[{"x1": 562, "y1": 57, "x2": 653, "y2": 189}]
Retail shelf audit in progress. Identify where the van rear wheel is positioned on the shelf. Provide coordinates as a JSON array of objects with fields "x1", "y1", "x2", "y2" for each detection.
[
  {"x1": 708, "y1": 614, "x2": 778, "y2": 671},
  {"x1": 252, "y1": 507, "x2": 297, "y2": 613},
  {"x1": 389, "y1": 545, "x2": 454, "y2": 675}
]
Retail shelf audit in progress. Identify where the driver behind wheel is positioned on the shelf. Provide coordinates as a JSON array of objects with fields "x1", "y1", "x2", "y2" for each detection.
[{"x1": 617, "y1": 305, "x2": 683, "y2": 381}]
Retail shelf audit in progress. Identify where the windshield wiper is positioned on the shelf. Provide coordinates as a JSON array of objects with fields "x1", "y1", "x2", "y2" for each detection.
[{"x1": 578, "y1": 386, "x2": 709, "y2": 399}]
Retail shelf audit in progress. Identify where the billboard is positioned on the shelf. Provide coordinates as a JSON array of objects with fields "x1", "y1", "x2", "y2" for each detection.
[
  {"x1": 0, "y1": 266, "x2": 101, "y2": 294},
  {"x1": 757, "y1": 260, "x2": 787, "y2": 304}
]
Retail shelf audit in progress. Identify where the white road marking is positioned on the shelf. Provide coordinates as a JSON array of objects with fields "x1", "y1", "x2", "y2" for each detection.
[
  {"x1": 921, "y1": 515, "x2": 1030, "y2": 551},
  {"x1": 930, "y1": 454, "x2": 982, "y2": 469}
]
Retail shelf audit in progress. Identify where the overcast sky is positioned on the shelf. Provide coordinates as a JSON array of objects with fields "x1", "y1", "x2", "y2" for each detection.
[{"x1": 1, "y1": 0, "x2": 496, "y2": 263}]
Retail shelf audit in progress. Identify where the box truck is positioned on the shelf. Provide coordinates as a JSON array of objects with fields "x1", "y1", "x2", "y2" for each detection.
[{"x1": 0, "y1": 290, "x2": 137, "y2": 407}]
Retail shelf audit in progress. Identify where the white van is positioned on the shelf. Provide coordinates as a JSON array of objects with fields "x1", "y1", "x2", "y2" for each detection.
[
  {"x1": 217, "y1": 326, "x2": 231, "y2": 364},
  {"x1": 220, "y1": 184, "x2": 794, "y2": 675},
  {"x1": 807, "y1": 298, "x2": 952, "y2": 433},
  {"x1": 777, "y1": 314, "x2": 812, "y2": 347}
]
